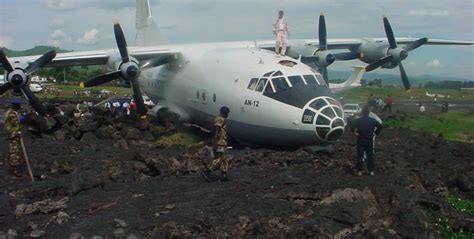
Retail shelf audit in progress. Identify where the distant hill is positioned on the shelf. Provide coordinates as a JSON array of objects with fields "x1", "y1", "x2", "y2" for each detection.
[
  {"x1": 1, "y1": 46, "x2": 71, "y2": 57},
  {"x1": 329, "y1": 70, "x2": 470, "y2": 86}
]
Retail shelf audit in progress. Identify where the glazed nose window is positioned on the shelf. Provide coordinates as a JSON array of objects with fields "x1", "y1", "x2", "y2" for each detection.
[{"x1": 303, "y1": 96, "x2": 346, "y2": 142}]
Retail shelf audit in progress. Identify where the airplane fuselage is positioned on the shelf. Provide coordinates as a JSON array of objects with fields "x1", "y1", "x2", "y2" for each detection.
[{"x1": 139, "y1": 42, "x2": 346, "y2": 146}]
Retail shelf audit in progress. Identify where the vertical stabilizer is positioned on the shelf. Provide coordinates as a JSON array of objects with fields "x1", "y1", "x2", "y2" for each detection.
[{"x1": 136, "y1": 0, "x2": 166, "y2": 46}]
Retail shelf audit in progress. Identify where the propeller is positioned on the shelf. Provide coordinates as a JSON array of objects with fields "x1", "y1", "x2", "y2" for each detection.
[
  {"x1": 83, "y1": 23, "x2": 155, "y2": 118},
  {"x1": 304, "y1": 13, "x2": 358, "y2": 85},
  {"x1": 0, "y1": 49, "x2": 56, "y2": 116},
  {"x1": 364, "y1": 17, "x2": 428, "y2": 91}
]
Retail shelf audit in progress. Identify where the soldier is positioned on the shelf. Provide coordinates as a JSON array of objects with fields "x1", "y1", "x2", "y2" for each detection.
[
  {"x1": 4, "y1": 99, "x2": 23, "y2": 177},
  {"x1": 202, "y1": 106, "x2": 230, "y2": 181},
  {"x1": 273, "y1": 10, "x2": 289, "y2": 56}
]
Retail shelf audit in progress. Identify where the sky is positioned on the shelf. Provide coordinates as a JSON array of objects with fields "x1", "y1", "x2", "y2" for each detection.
[{"x1": 0, "y1": 0, "x2": 473, "y2": 79}]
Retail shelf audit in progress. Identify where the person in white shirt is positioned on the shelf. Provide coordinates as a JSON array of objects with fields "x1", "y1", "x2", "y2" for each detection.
[
  {"x1": 419, "y1": 104, "x2": 426, "y2": 113},
  {"x1": 272, "y1": 10, "x2": 289, "y2": 56}
]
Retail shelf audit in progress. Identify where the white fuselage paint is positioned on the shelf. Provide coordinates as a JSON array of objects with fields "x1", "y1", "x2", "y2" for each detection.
[{"x1": 138, "y1": 42, "x2": 342, "y2": 146}]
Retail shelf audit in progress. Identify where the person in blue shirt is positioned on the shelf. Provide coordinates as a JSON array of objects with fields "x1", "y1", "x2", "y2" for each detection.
[{"x1": 350, "y1": 105, "x2": 383, "y2": 176}]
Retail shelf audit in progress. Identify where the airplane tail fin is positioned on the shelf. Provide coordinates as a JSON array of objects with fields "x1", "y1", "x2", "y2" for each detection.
[
  {"x1": 343, "y1": 66, "x2": 365, "y2": 87},
  {"x1": 136, "y1": 0, "x2": 166, "y2": 46}
]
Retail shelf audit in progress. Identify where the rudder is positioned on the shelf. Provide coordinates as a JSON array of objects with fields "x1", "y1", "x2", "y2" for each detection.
[{"x1": 136, "y1": 0, "x2": 166, "y2": 46}]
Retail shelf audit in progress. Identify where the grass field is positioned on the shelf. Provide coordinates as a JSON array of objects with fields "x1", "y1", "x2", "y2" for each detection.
[
  {"x1": 384, "y1": 111, "x2": 474, "y2": 143},
  {"x1": 337, "y1": 87, "x2": 474, "y2": 102}
]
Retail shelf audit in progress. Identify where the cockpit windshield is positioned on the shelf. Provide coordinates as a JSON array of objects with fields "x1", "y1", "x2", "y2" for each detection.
[
  {"x1": 287, "y1": 75, "x2": 305, "y2": 87},
  {"x1": 303, "y1": 75, "x2": 319, "y2": 85},
  {"x1": 255, "y1": 78, "x2": 267, "y2": 92},
  {"x1": 272, "y1": 77, "x2": 290, "y2": 92},
  {"x1": 247, "y1": 72, "x2": 327, "y2": 95}
]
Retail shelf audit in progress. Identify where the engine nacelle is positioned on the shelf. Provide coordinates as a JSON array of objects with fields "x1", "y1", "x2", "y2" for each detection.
[
  {"x1": 357, "y1": 41, "x2": 389, "y2": 63},
  {"x1": 313, "y1": 50, "x2": 335, "y2": 67}
]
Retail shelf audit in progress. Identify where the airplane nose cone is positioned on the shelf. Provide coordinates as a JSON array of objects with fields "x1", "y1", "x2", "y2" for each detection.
[{"x1": 302, "y1": 96, "x2": 345, "y2": 142}]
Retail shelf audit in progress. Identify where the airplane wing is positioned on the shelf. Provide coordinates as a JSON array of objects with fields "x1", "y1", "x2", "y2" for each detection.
[
  {"x1": 1, "y1": 46, "x2": 179, "y2": 69},
  {"x1": 258, "y1": 38, "x2": 474, "y2": 51}
]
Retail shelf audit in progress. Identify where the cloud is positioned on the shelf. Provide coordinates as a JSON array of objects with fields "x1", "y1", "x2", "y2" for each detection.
[
  {"x1": 426, "y1": 59, "x2": 443, "y2": 68},
  {"x1": 408, "y1": 10, "x2": 452, "y2": 17},
  {"x1": 0, "y1": 36, "x2": 16, "y2": 48},
  {"x1": 82, "y1": 0, "x2": 135, "y2": 10},
  {"x1": 50, "y1": 17, "x2": 65, "y2": 28},
  {"x1": 77, "y1": 28, "x2": 100, "y2": 45},
  {"x1": 47, "y1": 0, "x2": 74, "y2": 11},
  {"x1": 48, "y1": 29, "x2": 71, "y2": 46}
]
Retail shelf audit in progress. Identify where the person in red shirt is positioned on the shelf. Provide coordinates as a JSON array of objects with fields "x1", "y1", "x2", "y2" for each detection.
[
  {"x1": 130, "y1": 100, "x2": 137, "y2": 112},
  {"x1": 385, "y1": 95, "x2": 393, "y2": 113}
]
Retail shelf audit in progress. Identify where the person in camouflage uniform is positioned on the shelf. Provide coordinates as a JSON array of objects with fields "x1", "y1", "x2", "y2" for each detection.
[
  {"x1": 4, "y1": 99, "x2": 23, "y2": 177},
  {"x1": 202, "y1": 106, "x2": 230, "y2": 181}
]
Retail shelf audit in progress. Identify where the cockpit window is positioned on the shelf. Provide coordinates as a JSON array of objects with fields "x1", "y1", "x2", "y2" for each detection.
[
  {"x1": 315, "y1": 74, "x2": 327, "y2": 86},
  {"x1": 263, "y1": 71, "x2": 274, "y2": 77},
  {"x1": 265, "y1": 81, "x2": 274, "y2": 94},
  {"x1": 272, "y1": 71, "x2": 283, "y2": 76},
  {"x1": 272, "y1": 77, "x2": 290, "y2": 92},
  {"x1": 303, "y1": 75, "x2": 319, "y2": 85},
  {"x1": 255, "y1": 78, "x2": 267, "y2": 92},
  {"x1": 287, "y1": 75, "x2": 305, "y2": 87},
  {"x1": 247, "y1": 78, "x2": 259, "y2": 90}
]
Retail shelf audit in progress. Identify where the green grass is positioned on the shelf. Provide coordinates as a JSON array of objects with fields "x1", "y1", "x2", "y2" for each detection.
[
  {"x1": 426, "y1": 195, "x2": 474, "y2": 239},
  {"x1": 154, "y1": 131, "x2": 204, "y2": 148},
  {"x1": 384, "y1": 111, "x2": 474, "y2": 142},
  {"x1": 446, "y1": 194, "x2": 474, "y2": 216},
  {"x1": 337, "y1": 87, "x2": 474, "y2": 102}
]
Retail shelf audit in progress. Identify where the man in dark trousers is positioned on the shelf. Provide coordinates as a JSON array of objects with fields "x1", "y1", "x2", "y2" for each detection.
[{"x1": 350, "y1": 105, "x2": 383, "y2": 176}]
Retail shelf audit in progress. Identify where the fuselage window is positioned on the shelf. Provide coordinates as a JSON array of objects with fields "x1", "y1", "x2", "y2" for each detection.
[
  {"x1": 272, "y1": 77, "x2": 290, "y2": 92},
  {"x1": 196, "y1": 90, "x2": 200, "y2": 99},
  {"x1": 247, "y1": 78, "x2": 259, "y2": 90},
  {"x1": 272, "y1": 71, "x2": 283, "y2": 76},
  {"x1": 213, "y1": 93, "x2": 216, "y2": 102},
  {"x1": 255, "y1": 78, "x2": 267, "y2": 92},
  {"x1": 263, "y1": 71, "x2": 275, "y2": 77},
  {"x1": 287, "y1": 75, "x2": 305, "y2": 87},
  {"x1": 202, "y1": 92, "x2": 206, "y2": 101},
  {"x1": 303, "y1": 75, "x2": 319, "y2": 85},
  {"x1": 315, "y1": 74, "x2": 327, "y2": 86}
]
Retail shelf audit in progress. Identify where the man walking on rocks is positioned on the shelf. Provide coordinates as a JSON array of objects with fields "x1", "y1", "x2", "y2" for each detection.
[
  {"x1": 350, "y1": 106, "x2": 383, "y2": 176},
  {"x1": 202, "y1": 106, "x2": 230, "y2": 181},
  {"x1": 4, "y1": 100, "x2": 24, "y2": 177}
]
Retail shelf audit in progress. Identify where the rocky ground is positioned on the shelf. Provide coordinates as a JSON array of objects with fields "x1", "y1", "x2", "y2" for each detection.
[{"x1": 0, "y1": 98, "x2": 473, "y2": 238}]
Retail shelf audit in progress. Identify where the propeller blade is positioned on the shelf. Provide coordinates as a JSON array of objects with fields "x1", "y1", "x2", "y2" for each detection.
[
  {"x1": 21, "y1": 86, "x2": 46, "y2": 116},
  {"x1": 334, "y1": 52, "x2": 359, "y2": 60},
  {"x1": 399, "y1": 63, "x2": 411, "y2": 91},
  {"x1": 318, "y1": 13, "x2": 327, "y2": 50},
  {"x1": 140, "y1": 55, "x2": 174, "y2": 70},
  {"x1": 365, "y1": 55, "x2": 393, "y2": 72},
  {"x1": 0, "y1": 50, "x2": 14, "y2": 72},
  {"x1": 383, "y1": 17, "x2": 397, "y2": 49},
  {"x1": 321, "y1": 66, "x2": 329, "y2": 85},
  {"x1": 404, "y1": 37, "x2": 428, "y2": 52},
  {"x1": 82, "y1": 70, "x2": 122, "y2": 88},
  {"x1": 0, "y1": 82, "x2": 12, "y2": 95},
  {"x1": 25, "y1": 50, "x2": 56, "y2": 75},
  {"x1": 130, "y1": 79, "x2": 148, "y2": 117},
  {"x1": 114, "y1": 23, "x2": 130, "y2": 63}
]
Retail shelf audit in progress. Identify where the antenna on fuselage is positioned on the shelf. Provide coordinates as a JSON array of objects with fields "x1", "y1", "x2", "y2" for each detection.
[{"x1": 254, "y1": 40, "x2": 260, "y2": 51}]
